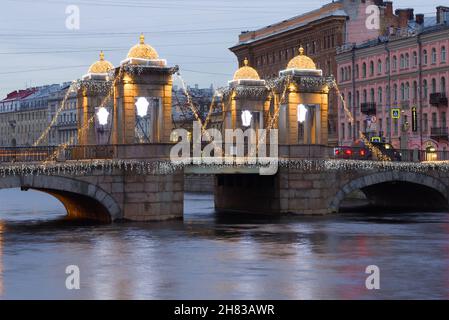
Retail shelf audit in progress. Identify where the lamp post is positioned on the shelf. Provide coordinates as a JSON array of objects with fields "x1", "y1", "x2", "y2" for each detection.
[{"x1": 400, "y1": 119, "x2": 410, "y2": 151}]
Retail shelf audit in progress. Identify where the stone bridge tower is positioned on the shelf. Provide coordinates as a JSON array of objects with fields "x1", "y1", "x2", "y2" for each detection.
[
  {"x1": 222, "y1": 58, "x2": 271, "y2": 133},
  {"x1": 77, "y1": 51, "x2": 114, "y2": 145},
  {"x1": 277, "y1": 47, "x2": 330, "y2": 146},
  {"x1": 112, "y1": 34, "x2": 174, "y2": 145}
]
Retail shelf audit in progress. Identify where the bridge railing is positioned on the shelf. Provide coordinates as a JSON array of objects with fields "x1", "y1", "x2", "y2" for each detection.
[
  {"x1": 1, "y1": 144, "x2": 448, "y2": 163},
  {"x1": 0, "y1": 144, "x2": 176, "y2": 163},
  {"x1": 0, "y1": 146, "x2": 58, "y2": 163}
]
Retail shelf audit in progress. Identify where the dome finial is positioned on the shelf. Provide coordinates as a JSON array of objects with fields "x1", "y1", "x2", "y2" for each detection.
[
  {"x1": 299, "y1": 46, "x2": 305, "y2": 56},
  {"x1": 244, "y1": 58, "x2": 249, "y2": 66},
  {"x1": 100, "y1": 51, "x2": 105, "y2": 61},
  {"x1": 140, "y1": 33, "x2": 145, "y2": 45}
]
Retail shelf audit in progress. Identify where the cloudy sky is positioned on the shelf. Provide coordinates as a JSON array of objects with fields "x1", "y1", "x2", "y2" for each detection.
[{"x1": 0, "y1": 0, "x2": 444, "y2": 98}]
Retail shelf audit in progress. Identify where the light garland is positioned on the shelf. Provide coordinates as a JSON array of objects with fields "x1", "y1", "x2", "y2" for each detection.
[
  {"x1": 330, "y1": 79, "x2": 391, "y2": 162},
  {"x1": 1, "y1": 159, "x2": 448, "y2": 178},
  {"x1": 33, "y1": 80, "x2": 77, "y2": 147}
]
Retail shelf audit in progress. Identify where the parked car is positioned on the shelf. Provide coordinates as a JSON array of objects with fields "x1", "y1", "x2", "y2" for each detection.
[
  {"x1": 370, "y1": 142, "x2": 402, "y2": 161},
  {"x1": 333, "y1": 146, "x2": 370, "y2": 160}
]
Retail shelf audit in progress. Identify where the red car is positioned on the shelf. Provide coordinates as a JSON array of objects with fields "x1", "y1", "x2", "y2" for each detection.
[{"x1": 333, "y1": 146, "x2": 370, "y2": 160}]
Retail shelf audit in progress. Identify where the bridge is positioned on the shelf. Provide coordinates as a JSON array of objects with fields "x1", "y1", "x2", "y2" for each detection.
[
  {"x1": 0, "y1": 143, "x2": 448, "y2": 222},
  {"x1": 1, "y1": 38, "x2": 448, "y2": 222}
]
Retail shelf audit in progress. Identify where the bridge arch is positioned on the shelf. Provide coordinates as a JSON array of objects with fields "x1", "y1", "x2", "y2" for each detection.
[
  {"x1": 329, "y1": 171, "x2": 449, "y2": 212},
  {"x1": 0, "y1": 175, "x2": 122, "y2": 222}
]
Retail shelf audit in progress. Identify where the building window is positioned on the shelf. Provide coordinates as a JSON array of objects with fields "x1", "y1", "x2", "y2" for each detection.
[
  {"x1": 413, "y1": 81, "x2": 418, "y2": 100},
  {"x1": 423, "y1": 113, "x2": 428, "y2": 133},
  {"x1": 363, "y1": 89, "x2": 367, "y2": 103},
  {"x1": 341, "y1": 123, "x2": 345, "y2": 140},
  {"x1": 423, "y1": 79, "x2": 428, "y2": 98},
  {"x1": 362, "y1": 62, "x2": 367, "y2": 78},
  {"x1": 370, "y1": 88, "x2": 375, "y2": 102},
  {"x1": 370, "y1": 61, "x2": 374, "y2": 76},
  {"x1": 405, "y1": 82, "x2": 410, "y2": 100},
  {"x1": 431, "y1": 48, "x2": 437, "y2": 64},
  {"x1": 355, "y1": 64, "x2": 359, "y2": 78},
  {"x1": 348, "y1": 122, "x2": 352, "y2": 139},
  {"x1": 423, "y1": 50, "x2": 428, "y2": 65},
  {"x1": 392, "y1": 55, "x2": 397, "y2": 70},
  {"x1": 401, "y1": 83, "x2": 405, "y2": 100},
  {"x1": 405, "y1": 53, "x2": 409, "y2": 68},
  {"x1": 432, "y1": 78, "x2": 437, "y2": 93},
  {"x1": 386, "y1": 117, "x2": 391, "y2": 136},
  {"x1": 393, "y1": 84, "x2": 398, "y2": 102},
  {"x1": 442, "y1": 46, "x2": 447, "y2": 63},
  {"x1": 442, "y1": 77, "x2": 447, "y2": 94},
  {"x1": 385, "y1": 57, "x2": 390, "y2": 73},
  {"x1": 348, "y1": 92, "x2": 352, "y2": 110},
  {"x1": 377, "y1": 59, "x2": 382, "y2": 74},
  {"x1": 432, "y1": 112, "x2": 437, "y2": 128},
  {"x1": 413, "y1": 51, "x2": 418, "y2": 67},
  {"x1": 400, "y1": 54, "x2": 405, "y2": 69},
  {"x1": 378, "y1": 87, "x2": 383, "y2": 104}
]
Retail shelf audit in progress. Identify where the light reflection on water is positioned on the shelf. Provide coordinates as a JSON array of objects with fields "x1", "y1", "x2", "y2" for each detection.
[{"x1": 0, "y1": 189, "x2": 449, "y2": 299}]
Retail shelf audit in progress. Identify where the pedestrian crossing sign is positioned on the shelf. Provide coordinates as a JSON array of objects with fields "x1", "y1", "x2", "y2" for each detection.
[{"x1": 391, "y1": 108, "x2": 401, "y2": 119}]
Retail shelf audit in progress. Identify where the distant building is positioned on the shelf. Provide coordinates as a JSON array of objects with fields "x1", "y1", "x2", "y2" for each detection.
[
  {"x1": 172, "y1": 84, "x2": 221, "y2": 138},
  {"x1": 229, "y1": 0, "x2": 408, "y2": 145},
  {"x1": 336, "y1": 6, "x2": 449, "y2": 157},
  {"x1": 0, "y1": 85, "x2": 62, "y2": 147},
  {"x1": 47, "y1": 83, "x2": 78, "y2": 146}
]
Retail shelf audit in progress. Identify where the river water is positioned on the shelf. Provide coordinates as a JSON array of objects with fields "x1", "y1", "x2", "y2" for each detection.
[{"x1": 0, "y1": 188, "x2": 449, "y2": 300}]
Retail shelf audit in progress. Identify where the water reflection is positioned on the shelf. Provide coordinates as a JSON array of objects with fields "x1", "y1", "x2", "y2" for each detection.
[{"x1": 0, "y1": 191, "x2": 449, "y2": 299}]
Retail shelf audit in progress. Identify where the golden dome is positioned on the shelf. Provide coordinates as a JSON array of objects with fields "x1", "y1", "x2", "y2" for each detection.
[
  {"x1": 88, "y1": 51, "x2": 114, "y2": 74},
  {"x1": 127, "y1": 34, "x2": 159, "y2": 60},
  {"x1": 233, "y1": 58, "x2": 260, "y2": 81},
  {"x1": 287, "y1": 47, "x2": 316, "y2": 70}
]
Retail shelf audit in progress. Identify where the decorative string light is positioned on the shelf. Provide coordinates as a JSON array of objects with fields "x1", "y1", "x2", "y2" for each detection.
[
  {"x1": 33, "y1": 80, "x2": 77, "y2": 147},
  {"x1": 2, "y1": 159, "x2": 449, "y2": 179},
  {"x1": 330, "y1": 79, "x2": 391, "y2": 161}
]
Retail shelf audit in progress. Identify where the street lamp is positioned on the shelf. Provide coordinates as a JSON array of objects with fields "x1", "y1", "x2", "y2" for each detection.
[
  {"x1": 241, "y1": 110, "x2": 252, "y2": 127},
  {"x1": 135, "y1": 97, "x2": 150, "y2": 118},
  {"x1": 297, "y1": 104, "x2": 308, "y2": 123},
  {"x1": 96, "y1": 107, "x2": 109, "y2": 126}
]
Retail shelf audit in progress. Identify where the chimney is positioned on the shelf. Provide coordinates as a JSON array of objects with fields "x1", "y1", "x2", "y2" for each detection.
[
  {"x1": 384, "y1": 1, "x2": 393, "y2": 17},
  {"x1": 416, "y1": 14, "x2": 424, "y2": 25},
  {"x1": 395, "y1": 8, "x2": 414, "y2": 28},
  {"x1": 437, "y1": 6, "x2": 449, "y2": 24}
]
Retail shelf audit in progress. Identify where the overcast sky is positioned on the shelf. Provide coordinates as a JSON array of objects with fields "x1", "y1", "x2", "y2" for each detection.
[{"x1": 0, "y1": 0, "x2": 444, "y2": 98}]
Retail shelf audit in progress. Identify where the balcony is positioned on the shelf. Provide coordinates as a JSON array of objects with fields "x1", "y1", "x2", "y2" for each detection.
[
  {"x1": 430, "y1": 93, "x2": 448, "y2": 107},
  {"x1": 361, "y1": 102, "x2": 377, "y2": 115},
  {"x1": 430, "y1": 127, "x2": 449, "y2": 140}
]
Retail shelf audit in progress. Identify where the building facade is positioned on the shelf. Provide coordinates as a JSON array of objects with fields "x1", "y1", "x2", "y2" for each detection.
[
  {"x1": 229, "y1": 0, "x2": 406, "y2": 145},
  {"x1": 0, "y1": 85, "x2": 62, "y2": 147},
  {"x1": 336, "y1": 6, "x2": 449, "y2": 158},
  {"x1": 48, "y1": 83, "x2": 78, "y2": 146}
]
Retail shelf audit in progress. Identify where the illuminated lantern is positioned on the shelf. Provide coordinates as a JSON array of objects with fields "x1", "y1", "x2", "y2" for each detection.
[
  {"x1": 135, "y1": 97, "x2": 150, "y2": 118},
  {"x1": 241, "y1": 110, "x2": 252, "y2": 127},
  {"x1": 96, "y1": 107, "x2": 109, "y2": 126},
  {"x1": 297, "y1": 104, "x2": 308, "y2": 123}
]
